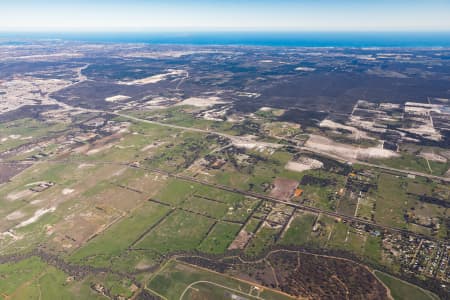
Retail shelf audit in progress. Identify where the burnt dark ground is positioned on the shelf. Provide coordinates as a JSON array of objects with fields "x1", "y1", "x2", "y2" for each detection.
[{"x1": 42, "y1": 47, "x2": 450, "y2": 119}]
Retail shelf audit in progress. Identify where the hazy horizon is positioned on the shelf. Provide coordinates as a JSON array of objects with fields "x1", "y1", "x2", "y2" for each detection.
[{"x1": 2, "y1": 0, "x2": 450, "y2": 32}]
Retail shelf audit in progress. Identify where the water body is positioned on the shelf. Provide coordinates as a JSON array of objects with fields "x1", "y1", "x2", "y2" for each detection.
[{"x1": 1, "y1": 32, "x2": 450, "y2": 47}]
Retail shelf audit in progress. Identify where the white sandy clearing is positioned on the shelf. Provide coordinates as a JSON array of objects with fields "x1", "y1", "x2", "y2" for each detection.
[
  {"x1": 6, "y1": 189, "x2": 34, "y2": 201},
  {"x1": 141, "y1": 142, "x2": 165, "y2": 152},
  {"x1": 118, "y1": 69, "x2": 184, "y2": 85},
  {"x1": 259, "y1": 107, "x2": 272, "y2": 112},
  {"x1": 419, "y1": 152, "x2": 448, "y2": 163},
  {"x1": 306, "y1": 134, "x2": 398, "y2": 161},
  {"x1": 15, "y1": 207, "x2": 56, "y2": 228},
  {"x1": 0, "y1": 231, "x2": 21, "y2": 241},
  {"x1": 30, "y1": 199, "x2": 45, "y2": 205},
  {"x1": 78, "y1": 163, "x2": 95, "y2": 169},
  {"x1": 320, "y1": 119, "x2": 373, "y2": 140},
  {"x1": 87, "y1": 143, "x2": 114, "y2": 155},
  {"x1": 112, "y1": 167, "x2": 127, "y2": 177},
  {"x1": 25, "y1": 181, "x2": 50, "y2": 187},
  {"x1": 403, "y1": 124, "x2": 442, "y2": 141},
  {"x1": 176, "y1": 96, "x2": 228, "y2": 108},
  {"x1": 6, "y1": 210, "x2": 25, "y2": 221},
  {"x1": 285, "y1": 157, "x2": 323, "y2": 173},
  {"x1": 230, "y1": 135, "x2": 281, "y2": 152},
  {"x1": 295, "y1": 67, "x2": 316, "y2": 72},
  {"x1": 105, "y1": 95, "x2": 131, "y2": 102},
  {"x1": 62, "y1": 188, "x2": 75, "y2": 195}
]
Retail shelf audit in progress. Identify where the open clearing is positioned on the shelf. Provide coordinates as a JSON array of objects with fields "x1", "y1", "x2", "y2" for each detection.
[
  {"x1": 118, "y1": 69, "x2": 184, "y2": 85},
  {"x1": 176, "y1": 96, "x2": 228, "y2": 108},
  {"x1": 135, "y1": 210, "x2": 215, "y2": 253},
  {"x1": 105, "y1": 95, "x2": 131, "y2": 102},
  {"x1": 306, "y1": 134, "x2": 398, "y2": 160},
  {"x1": 285, "y1": 157, "x2": 323, "y2": 173}
]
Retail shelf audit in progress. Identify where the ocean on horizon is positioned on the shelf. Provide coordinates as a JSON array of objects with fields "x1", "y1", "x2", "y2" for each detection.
[{"x1": 1, "y1": 32, "x2": 450, "y2": 48}]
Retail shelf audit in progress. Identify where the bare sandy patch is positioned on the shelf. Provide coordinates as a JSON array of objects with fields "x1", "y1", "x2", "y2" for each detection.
[
  {"x1": 6, "y1": 189, "x2": 34, "y2": 201},
  {"x1": 86, "y1": 143, "x2": 114, "y2": 155},
  {"x1": 105, "y1": 95, "x2": 131, "y2": 102},
  {"x1": 228, "y1": 230, "x2": 252, "y2": 250},
  {"x1": 30, "y1": 199, "x2": 45, "y2": 205},
  {"x1": 270, "y1": 178, "x2": 299, "y2": 201},
  {"x1": 6, "y1": 210, "x2": 25, "y2": 221},
  {"x1": 0, "y1": 231, "x2": 21, "y2": 241},
  {"x1": 118, "y1": 69, "x2": 184, "y2": 85},
  {"x1": 295, "y1": 66, "x2": 316, "y2": 72},
  {"x1": 285, "y1": 157, "x2": 323, "y2": 173},
  {"x1": 0, "y1": 76, "x2": 70, "y2": 113},
  {"x1": 78, "y1": 163, "x2": 95, "y2": 169},
  {"x1": 176, "y1": 96, "x2": 228, "y2": 108},
  {"x1": 112, "y1": 167, "x2": 127, "y2": 177},
  {"x1": 25, "y1": 181, "x2": 49, "y2": 187},
  {"x1": 15, "y1": 207, "x2": 56, "y2": 228},
  {"x1": 320, "y1": 119, "x2": 373, "y2": 140},
  {"x1": 141, "y1": 141, "x2": 166, "y2": 152},
  {"x1": 419, "y1": 152, "x2": 448, "y2": 163},
  {"x1": 306, "y1": 134, "x2": 398, "y2": 161},
  {"x1": 62, "y1": 188, "x2": 75, "y2": 195}
]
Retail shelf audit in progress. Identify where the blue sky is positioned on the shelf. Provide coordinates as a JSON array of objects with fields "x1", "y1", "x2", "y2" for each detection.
[{"x1": 2, "y1": 0, "x2": 450, "y2": 32}]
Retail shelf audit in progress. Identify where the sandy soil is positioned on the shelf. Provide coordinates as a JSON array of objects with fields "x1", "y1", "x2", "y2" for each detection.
[
  {"x1": 6, "y1": 210, "x2": 25, "y2": 221},
  {"x1": 118, "y1": 69, "x2": 184, "y2": 85},
  {"x1": 62, "y1": 188, "x2": 75, "y2": 195},
  {"x1": 123, "y1": 50, "x2": 221, "y2": 59},
  {"x1": 6, "y1": 189, "x2": 34, "y2": 201},
  {"x1": 105, "y1": 95, "x2": 131, "y2": 102},
  {"x1": 296, "y1": 66, "x2": 316, "y2": 72},
  {"x1": 270, "y1": 178, "x2": 299, "y2": 201},
  {"x1": 0, "y1": 77, "x2": 70, "y2": 113},
  {"x1": 306, "y1": 134, "x2": 398, "y2": 161},
  {"x1": 285, "y1": 157, "x2": 323, "y2": 173},
  {"x1": 176, "y1": 96, "x2": 228, "y2": 108},
  {"x1": 228, "y1": 230, "x2": 252, "y2": 250},
  {"x1": 15, "y1": 207, "x2": 56, "y2": 228},
  {"x1": 320, "y1": 119, "x2": 373, "y2": 140},
  {"x1": 86, "y1": 143, "x2": 114, "y2": 155},
  {"x1": 419, "y1": 152, "x2": 448, "y2": 163},
  {"x1": 78, "y1": 163, "x2": 96, "y2": 169}
]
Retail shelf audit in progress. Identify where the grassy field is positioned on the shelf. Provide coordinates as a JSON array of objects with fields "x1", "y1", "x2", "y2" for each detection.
[
  {"x1": 155, "y1": 178, "x2": 258, "y2": 223},
  {"x1": 136, "y1": 210, "x2": 215, "y2": 253},
  {"x1": 374, "y1": 153, "x2": 450, "y2": 176},
  {"x1": 279, "y1": 212, "x2": 316, "y2": 246},
  {"x1": 0, "y1": 257, "x2": 103, "y2": 300},
  {"x1": 245, "y1": 225, "x2": 280, "y2": 257},
  {"x1": 155, "y1": 179, "x2": 197, "y2": 205},
  {"x1": 197, "y1": 222, "x2": 242, "y2": 254},
  {"x1": 374, "y1": 271, "x2": 439, "y2": 300},
  {"x1": 0, "y1": 118, "x2": 67, "y2": 153},
  {"x1": 68, "y1": 201, "x2": 171, "y2": 267},
  {"x1": 373, "y1": 174, "x2": 410, "y2": 229},
  {"x1": 147, "y1": 260, "x2": 294, "y2": 300},
  {"x1": 180, "y1": 195, "x2": 229, "y2": 219}
]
